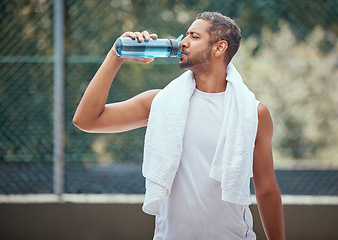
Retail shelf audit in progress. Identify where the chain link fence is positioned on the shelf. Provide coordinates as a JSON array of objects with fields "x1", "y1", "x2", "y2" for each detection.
[{"x1": 1, "y1": 0, "x2": 337, "y2": 194}]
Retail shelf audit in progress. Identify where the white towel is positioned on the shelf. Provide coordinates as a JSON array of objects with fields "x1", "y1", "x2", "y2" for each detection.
[{"x1": 142, "y1": 63, "x2": 258, "y2": 215}]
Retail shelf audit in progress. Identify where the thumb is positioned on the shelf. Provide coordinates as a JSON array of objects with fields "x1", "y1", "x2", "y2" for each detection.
[{"x1": 126, "y1": 57, "x2": 155, "y2": 64}]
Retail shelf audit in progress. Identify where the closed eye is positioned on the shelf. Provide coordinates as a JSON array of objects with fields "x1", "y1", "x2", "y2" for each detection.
[{"x1": 186, "y1": 31, "x2": 200, "y2": 39}]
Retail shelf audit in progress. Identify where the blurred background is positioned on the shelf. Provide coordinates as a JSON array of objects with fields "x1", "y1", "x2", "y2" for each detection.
[{"x1": 0, "y1": 0, "x2": 337, "y2": 239}]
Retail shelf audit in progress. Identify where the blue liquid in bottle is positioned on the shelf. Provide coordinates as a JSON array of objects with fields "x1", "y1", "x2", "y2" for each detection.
[{"x1": 115, "y1": 34, "x2": 183, "y2": 58}]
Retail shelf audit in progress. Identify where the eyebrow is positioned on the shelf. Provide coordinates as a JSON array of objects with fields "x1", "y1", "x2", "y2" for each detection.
[{"x1": 186, "y1": 31, "x2": 201, "y2": 36}]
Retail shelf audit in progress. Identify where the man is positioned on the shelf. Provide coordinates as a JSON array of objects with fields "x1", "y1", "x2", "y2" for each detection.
[{"x1": 73, "y1": 12, "x2": 285, "y2": 240}]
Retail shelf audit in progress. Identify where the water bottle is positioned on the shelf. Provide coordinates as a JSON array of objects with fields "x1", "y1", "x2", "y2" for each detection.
[{"x1": 115, "y1": 34, "x2": 183, "y2": 58}]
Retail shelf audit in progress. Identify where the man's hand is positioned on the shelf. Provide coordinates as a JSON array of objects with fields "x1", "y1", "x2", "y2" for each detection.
[{"x1": 111, "y1": 30, "x2": 158, "y2": 64}]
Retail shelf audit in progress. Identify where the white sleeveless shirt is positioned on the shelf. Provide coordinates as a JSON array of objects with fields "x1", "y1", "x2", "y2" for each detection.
[{"x1": 153, "y1": 88, "x2": 256, "y2": 240}]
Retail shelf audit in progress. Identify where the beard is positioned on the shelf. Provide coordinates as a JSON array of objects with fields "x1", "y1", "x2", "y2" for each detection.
[{"x1": 179, "y1": 45, "x2": 212, "y2": 70}]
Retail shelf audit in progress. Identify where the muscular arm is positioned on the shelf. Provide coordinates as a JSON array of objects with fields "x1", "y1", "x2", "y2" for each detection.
[
  {"x1": 253, "y1": 104, "x2": 285, "y2": 240},
  {"x1": 73, "y1": 31, "x2": 159, "y2": 133}
]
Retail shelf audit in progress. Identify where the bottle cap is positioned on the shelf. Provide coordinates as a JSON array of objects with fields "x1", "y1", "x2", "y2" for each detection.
[{"x1": 171, "y1": 34, "x2": 183, "y2": 57}]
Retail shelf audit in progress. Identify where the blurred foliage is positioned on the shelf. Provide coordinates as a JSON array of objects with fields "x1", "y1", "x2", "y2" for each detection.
[
  {"x1": 235, "y1": 21, "x2": 338, "y2": 160},
  {"x1": 0, "y1": 0, "x2": 337, "y2": 165}
]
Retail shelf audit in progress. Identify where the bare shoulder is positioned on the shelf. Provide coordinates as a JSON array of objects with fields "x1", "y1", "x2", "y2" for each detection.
[
  {"x1": 114, "y1": 88, "x2": 161, "y2": 118},
  {"x1": 257, "y1": 103, "x2": 271, "y2": 119},
  {"x1": 257, "y1": 103, "x2": 273, "y2": 140},
  {"x1": 134, "y1": 89, "x2": 161, "y2": 110},
  {"x1": 142, "y1": 89, "x2": 161, "y2": 99},
  {"x1": 253, "y1": 103, "x2": 275, "y2": 185}
]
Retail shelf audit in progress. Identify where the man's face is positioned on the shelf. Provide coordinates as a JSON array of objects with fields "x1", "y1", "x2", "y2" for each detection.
[{"x1": 179, "y1": 19, "x2": 212, "y2": 70}]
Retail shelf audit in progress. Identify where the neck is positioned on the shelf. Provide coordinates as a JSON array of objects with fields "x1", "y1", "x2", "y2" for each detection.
[{"x1": 193, "y1": 62, "x2": 228, "y2": 93}]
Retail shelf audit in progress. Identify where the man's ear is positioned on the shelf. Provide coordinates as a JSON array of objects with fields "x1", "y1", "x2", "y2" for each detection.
[{"x1": 214, "y1": 40, "x2": 228, "y2": 58}]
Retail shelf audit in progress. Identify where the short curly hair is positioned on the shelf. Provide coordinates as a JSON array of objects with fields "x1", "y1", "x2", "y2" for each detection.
[{"x1": 196, "y1": 12, "x2": 241, "y2": 63}]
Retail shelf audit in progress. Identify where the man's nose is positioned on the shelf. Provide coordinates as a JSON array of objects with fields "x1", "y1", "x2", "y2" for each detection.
[{"x1": 180, "y1": 36, "x2": 188, "y2": 48}]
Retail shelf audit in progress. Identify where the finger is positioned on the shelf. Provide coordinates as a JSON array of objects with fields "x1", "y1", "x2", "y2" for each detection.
[
  {"x1": 143, "y1": 32, "x2": 158, "y2": 41},
  {"x1": 134, "y1": 32, "x2": 144, "y2": 41},
  {"x1": 140, "y1": 57, "x2": 155, "y2": 64},
  {"x1": 126, "y1": 57, "x2": 154, "y2": 64},
  {"x1": 149, "y1": 33, "x2": 158, "y2": 39},
  {"x1": 142, "y1": 31, "x2": 151, "y2": 41},
  {"x1": 121, "y1": 31, "x2": 137, "y2": 38}
]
